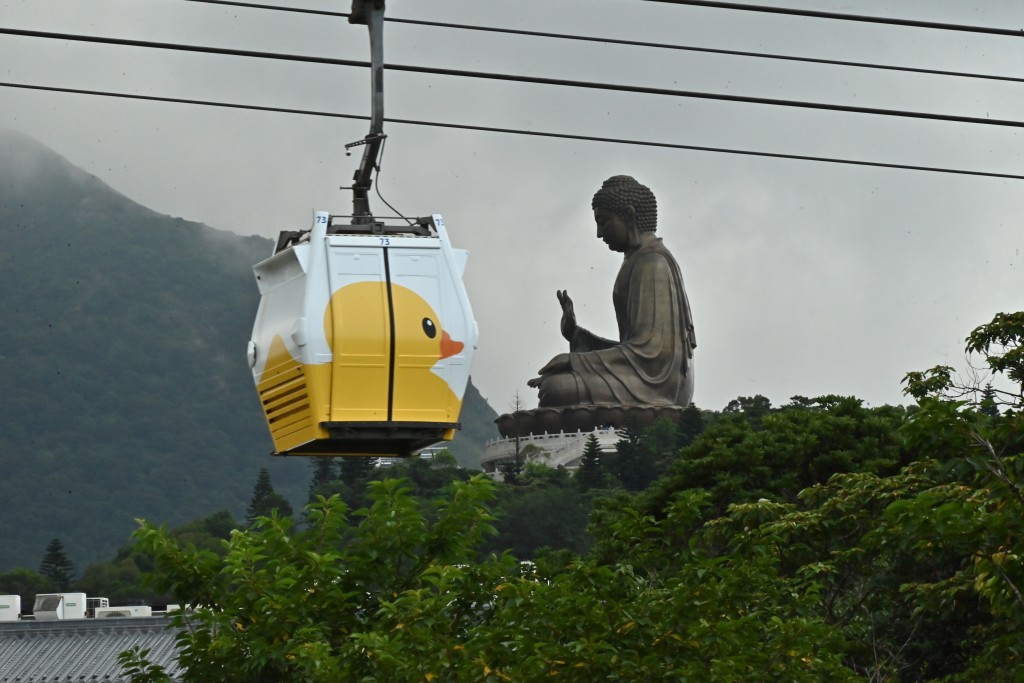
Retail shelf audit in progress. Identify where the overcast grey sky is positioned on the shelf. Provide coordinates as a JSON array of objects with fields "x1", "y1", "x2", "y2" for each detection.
[{"x1": 2, "y1": 0, "x2": 1023, "y2": 413}]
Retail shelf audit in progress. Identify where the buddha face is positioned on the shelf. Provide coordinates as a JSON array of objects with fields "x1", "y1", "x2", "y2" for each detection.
[{"x1": 594, "y1": 207, "x2": 634, "y2": 252}]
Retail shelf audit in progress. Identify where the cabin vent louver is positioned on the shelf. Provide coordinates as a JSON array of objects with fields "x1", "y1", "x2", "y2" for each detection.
[{"x1": 259, "y1": 363, "x2": 312, "y2": 439}]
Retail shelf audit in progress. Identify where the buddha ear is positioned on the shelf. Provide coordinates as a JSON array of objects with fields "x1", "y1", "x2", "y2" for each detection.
[
  {"x1": 624, "y1": 204, "x2": 637, "y2": 227},
  {"x1": 623, "y1": 205, "x2": 642, "y2": 248}
]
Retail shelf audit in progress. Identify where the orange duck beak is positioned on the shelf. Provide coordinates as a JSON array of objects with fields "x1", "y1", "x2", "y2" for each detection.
[{"x1": 440, "y1": 330, "x2": 464, "y2": 359}]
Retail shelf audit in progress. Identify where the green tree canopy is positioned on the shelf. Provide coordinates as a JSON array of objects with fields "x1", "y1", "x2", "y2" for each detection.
[
  {"x1": 38, "y1": 538, "x2": 74, "y2": 591},
  {"x1": 245, "y1": 468, "x2": 293, "y2": 526},
  {"x1": 0, "y1": 568, "x2": 57, "y2": 614},
  {"x1": 575, "y1": 433, "x2": 607, "y2": 491},
  {"x1": 127, "y1": 473, "x2": 859, "y2": 682},
  {"x1": 116, "y1": 311, "x2": 1024, "y2": 682},
  {"x1": 308, "y1": 457, "x2": 339, "y2": 500}
]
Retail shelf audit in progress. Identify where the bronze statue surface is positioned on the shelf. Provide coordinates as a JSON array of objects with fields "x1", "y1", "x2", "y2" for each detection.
[{"x1": 498, "y1": 175, "x2": 696, "y2": 438}]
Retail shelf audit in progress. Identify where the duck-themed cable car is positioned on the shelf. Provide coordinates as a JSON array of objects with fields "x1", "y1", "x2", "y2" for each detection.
[
  {"x1": 248, "y1": 212, "x2": 477, "y2": 457},
  {"x1": 247, "y1": 0, "x2": 477, "y2": 456}
]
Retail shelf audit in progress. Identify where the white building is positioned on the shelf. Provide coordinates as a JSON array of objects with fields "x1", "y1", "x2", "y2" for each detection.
[
  {"x1": 479, "y1": 427, "x2": 622, "y2": 478},
  {"x1": 0, "y1": 617, "x2": 183, "y2": 681}
]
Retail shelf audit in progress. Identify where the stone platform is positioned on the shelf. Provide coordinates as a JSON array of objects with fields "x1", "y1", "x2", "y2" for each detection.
[{"x1": 494, "y1": 404, "x2": 688, "y2": 438}]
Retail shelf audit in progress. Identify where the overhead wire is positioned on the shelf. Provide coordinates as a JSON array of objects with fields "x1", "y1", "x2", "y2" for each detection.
[
  {"x1": 181, "y1": 0, "x2": 1024, "y2": 85},
  {"x1": 640, "y1": 0, "x2": 1024, "y2": 37},
  {"x1": 3, "y1": 27, "x2": 1023, "y2": 130},
  {"x1": 385, "y1": 19, "x2": 1024, "y2": 85},
  {"x1": 184, "y1": 0, "x2": 1024, "y2": 38},
  {"x1": 3, "y1": 80, "x2": 1022, "y2": 181},
  {"x1": 3, "y1": 6, "x2": 1022, "y2": 181},
  {"x1": 183, "y1": 0, "x2": 347, "y2": 18}
]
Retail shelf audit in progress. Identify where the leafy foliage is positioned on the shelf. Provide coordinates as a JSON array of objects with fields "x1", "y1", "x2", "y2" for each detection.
[
  {"x1": 245, "y1": 468, "x2": 293, "y2": 526},
  {"x1": 575, "y1": 433, "x2": 607, "y2": 491},
  {"x1": 307, "y1": 458, "x2": 338, "y2": 496},
  {"x1": 644, "y1": 395, "x2": 909, "y2": 517},
  {"x1": 0, "y1": 568, "x2": 57, "y2": 613},
  {"x1": 131, "y1": 476, "x2": 500, "y2": 682},
  {"x1": 481, "y1": 464, "x2": 598, "y2": 559},
  {"x1": 892, "y1": 312, "x2": 1024, "y2": 680},
  {"x1": 118, "y1": 647, "x2": 172, "y2": 683},
  {"x1": 126, "y1": 472, "x2": 862, "y2": 682},
  {"x1": 338, "y1": 456, "x2": 376, "y2": 486},
  {"x1": 120, "y1": 337, "x2": 1024, "y2": 682},
  {"x1": 38, "y1": 538, "x2": 74, "y2": 591}
]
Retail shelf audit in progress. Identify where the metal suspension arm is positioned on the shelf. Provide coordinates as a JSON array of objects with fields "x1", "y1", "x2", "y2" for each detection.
[{"x1": 348, "y1": 0, "x2": 386, "y2": 223}]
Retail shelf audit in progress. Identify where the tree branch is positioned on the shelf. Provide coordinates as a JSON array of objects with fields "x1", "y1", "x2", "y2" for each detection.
[{"x1": 972, "y1": 435, "x2": 1024, "y2": 511}]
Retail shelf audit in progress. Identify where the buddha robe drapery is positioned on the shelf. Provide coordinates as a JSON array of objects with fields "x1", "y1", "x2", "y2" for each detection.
[{"x1": 539, "y1": 237, "x2": 695, "y2": 408}]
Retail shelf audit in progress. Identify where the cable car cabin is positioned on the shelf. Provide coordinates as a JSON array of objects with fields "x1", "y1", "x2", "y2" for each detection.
[{"x1": 248, "y1": 212, "x2": 478, "y2": 457}]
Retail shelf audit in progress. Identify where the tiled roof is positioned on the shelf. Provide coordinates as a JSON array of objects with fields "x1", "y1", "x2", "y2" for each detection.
[{"x1": 0, "y1": 617, "x2": 182, "y2": 682}]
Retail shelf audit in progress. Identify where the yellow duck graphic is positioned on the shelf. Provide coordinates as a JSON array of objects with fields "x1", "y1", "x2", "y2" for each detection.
[
  {"x1": 325, "y1": 280, "x2": 465, "y2": 424},
  {"x1": 257, "y1": 280, "x2": 465, "y2": 450}
]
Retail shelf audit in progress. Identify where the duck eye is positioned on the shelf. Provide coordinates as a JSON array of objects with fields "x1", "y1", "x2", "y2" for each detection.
[{"x1": 422, "y1": 317, "x2": 437, "y2": 338}]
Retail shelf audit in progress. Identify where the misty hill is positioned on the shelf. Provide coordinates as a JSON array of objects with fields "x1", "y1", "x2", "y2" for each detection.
[{"x1": 0, "y1": 130, "x2": 498, "y2": 572}]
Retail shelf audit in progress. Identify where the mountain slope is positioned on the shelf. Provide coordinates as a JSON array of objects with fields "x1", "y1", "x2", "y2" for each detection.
[{"x1": 0, "y1": 130, "x2": 496, "y2": 571}]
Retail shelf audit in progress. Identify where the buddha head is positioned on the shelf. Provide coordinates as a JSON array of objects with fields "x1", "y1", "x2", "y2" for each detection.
[{"x1": 591, "y1": 176, "x2": 658, "y2": 252}]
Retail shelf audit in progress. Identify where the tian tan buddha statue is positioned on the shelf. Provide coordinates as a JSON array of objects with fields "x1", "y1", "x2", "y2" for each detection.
[{"x1": 497, "y1": 175, "x2": 696, "y2": 438}]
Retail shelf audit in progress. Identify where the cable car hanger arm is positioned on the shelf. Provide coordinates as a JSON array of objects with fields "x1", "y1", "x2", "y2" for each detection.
[{"x1": 347, "y1": 0, "x2": 386, "y2": 225}]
